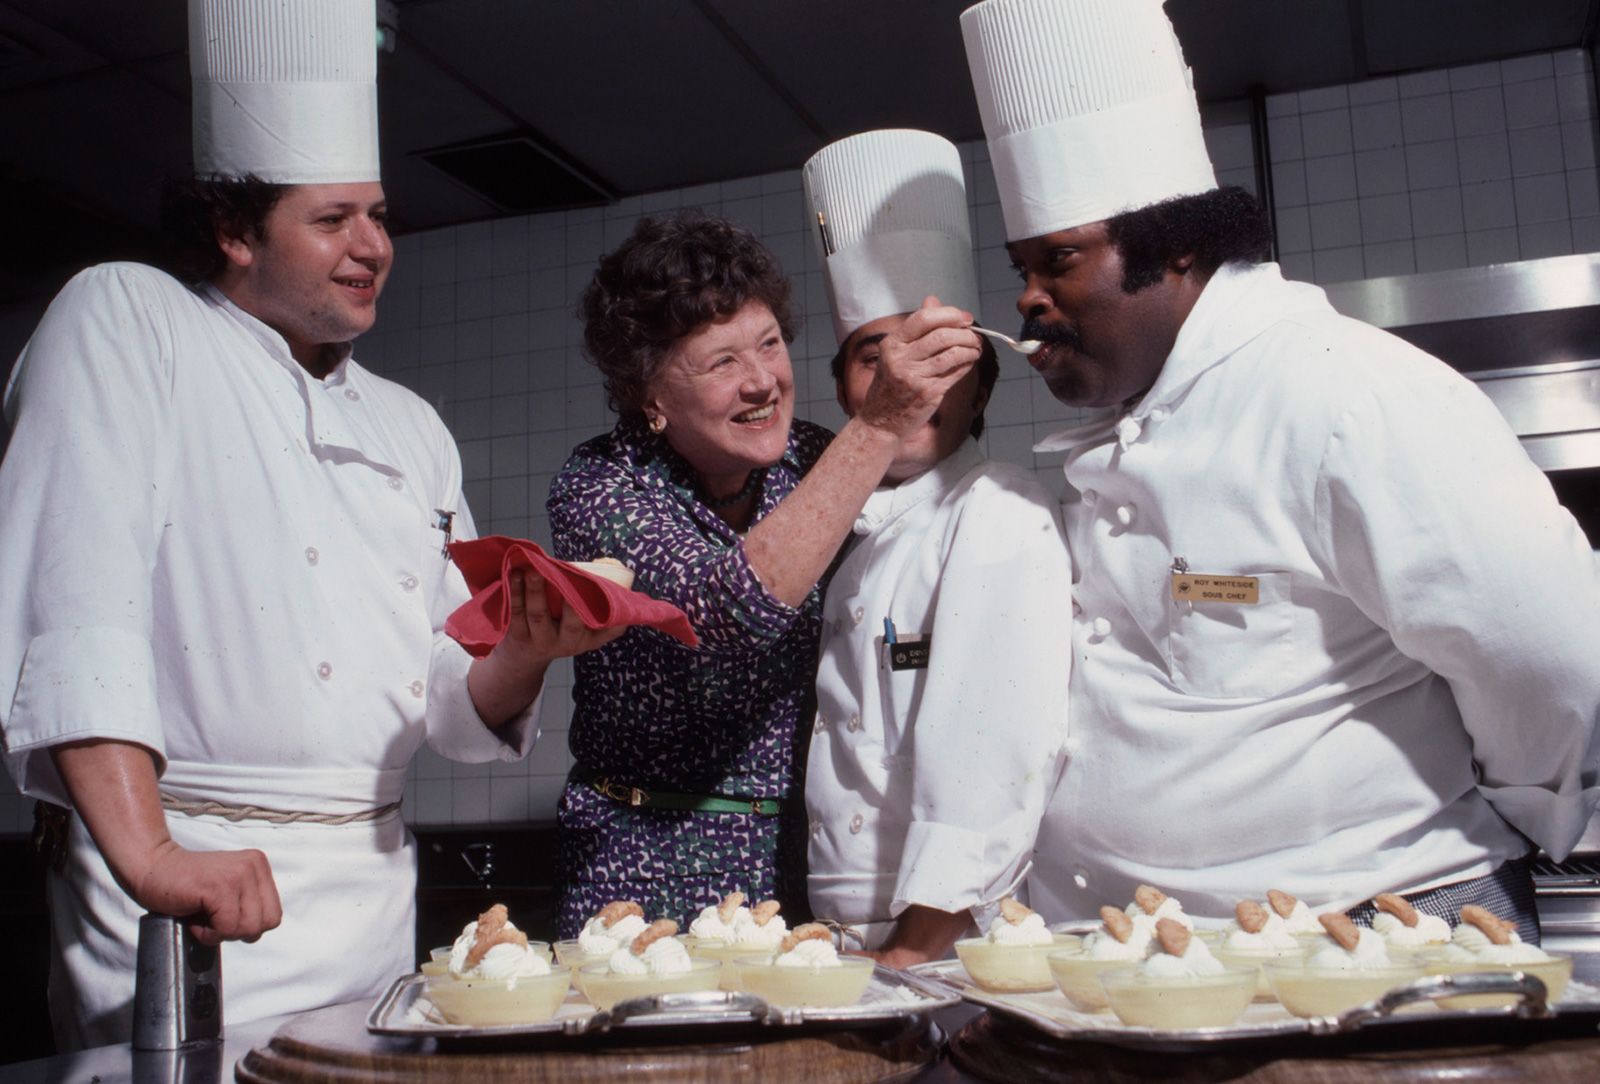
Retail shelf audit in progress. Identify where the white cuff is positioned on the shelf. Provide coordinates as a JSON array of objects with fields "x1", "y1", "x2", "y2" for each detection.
[
  {"x1": 422, "y1": 636, "x2": 541, "y2": 763},
  {"x1": 892, "y1": 820, "x2": 987, "y2": 916}
]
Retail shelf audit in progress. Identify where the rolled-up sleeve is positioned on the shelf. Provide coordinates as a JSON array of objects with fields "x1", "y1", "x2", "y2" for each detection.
[
  {"x1": 1, "y1": 266, "x2": 179, "y2": 804},
  {"x1": 1315, "y1": 367, "x2": 1600, "y2": 859},
  {"x1": 893, "y1": 475, "x2": 1074, "y2": 919}
]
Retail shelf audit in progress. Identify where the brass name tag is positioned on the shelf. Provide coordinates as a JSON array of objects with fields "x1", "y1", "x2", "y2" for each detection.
[{"x1": 1171, "y1": 573, "x2": 1259, "y2": 604}]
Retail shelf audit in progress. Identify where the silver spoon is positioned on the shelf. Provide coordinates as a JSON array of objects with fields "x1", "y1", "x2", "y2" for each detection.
[{"x1": 970, "y1": 325, "x2": 1042, "y2": 355}]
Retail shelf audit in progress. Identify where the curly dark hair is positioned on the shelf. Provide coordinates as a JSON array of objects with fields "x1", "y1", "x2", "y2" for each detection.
[
  {"x1": 830, "y1": 327, "x2": 1000, "y2": 439},
  {"x1": 1106, "y1": 186, "x2": 1272, "y2": 293},
  {"x1": 579, "y1": 210, "x2": 795, "y2": 419},
  {"x1": 158, "y1": 175, "x2": 287, "y2": 284}
]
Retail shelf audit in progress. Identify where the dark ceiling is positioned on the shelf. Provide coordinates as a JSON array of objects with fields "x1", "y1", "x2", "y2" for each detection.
[{"x1": 1, "y1": 0, "x2": 1595, "y2": 304}]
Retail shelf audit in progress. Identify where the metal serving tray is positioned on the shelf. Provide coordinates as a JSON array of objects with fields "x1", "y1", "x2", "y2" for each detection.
[
  {"x1": 367, "y1": 965, "x2": 959, "y2": 1040},
  {"x1": 910, "y1": 959, "x2": 1600, "y2": 1052}
]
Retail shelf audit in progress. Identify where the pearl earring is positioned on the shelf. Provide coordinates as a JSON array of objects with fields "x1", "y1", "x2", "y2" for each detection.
[{"x1": 648, "y1": 414, "x2": 666, "y2": 434}]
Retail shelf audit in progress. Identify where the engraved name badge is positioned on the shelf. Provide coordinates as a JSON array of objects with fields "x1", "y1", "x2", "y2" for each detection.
[
  {"x1": 887, "y1": 635, "x2": 932, "y2": 671},
  {"x1": 1170, "y1": 573, "x2": 1260, "y2": 604}
]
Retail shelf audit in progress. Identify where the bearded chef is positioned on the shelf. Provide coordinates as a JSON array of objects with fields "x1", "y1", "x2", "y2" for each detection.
[
  {"x1": 0, "y1": 0, "x2": 612, "y2": 1050},
  {"x1": 961, "y1": 0, "x2": 1600, "y2": 940},
  {"x1": 802, "y1": 129, "x2": 1073, "y2": 966}
]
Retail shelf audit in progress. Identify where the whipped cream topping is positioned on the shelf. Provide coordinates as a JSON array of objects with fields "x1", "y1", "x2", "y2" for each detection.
[
  {"x1": 1224, "y1": 912, "x2": 1298, "y2": 952},
  {"x1": 449, "y1": 917, "x2": 531, "y2": 978},
  {"x1": 689, "y1": 903, "x2": 745, "y2": 944},
  {"x1": 1126, "y1": 896, "x2": 1194, "y2": 931},
  {"x1": 608, "y1": 934, "x2": 693, "y2": 976},
  {"x1": 1439, "y1": 921, "x2": 1550, "y2": 964},
  {"x1": 731, "y1": 909, "x2": 788, "y2": 947},
  {"x1": 578, "y1": 912, "x2": 648, "y2": 955},
  {"x1": 776, "y1": 938, "x2": 841, "y2": 968},
  {"x1": 460, "y1": 942, "x2": 552, "y2": 983},
  {"x1": 1307, "y1": 928, "x2": 1393, "y2": 970},
  {"x1": 1082, "y1": 923, "x2": 1153, "y2": 961},
  {"x1": 1141, "y1": 938, "x2": 1225, "y2": 978},
  {"x1": 1372, "y1": 910, "x2": 1451, "y2": 947},
  {"x1": 1277, "y1": 899, "x2": 1324, "y2": 935},
  {"x1": 986, "y1": 911, "x2": 1053, "y2": 946}
]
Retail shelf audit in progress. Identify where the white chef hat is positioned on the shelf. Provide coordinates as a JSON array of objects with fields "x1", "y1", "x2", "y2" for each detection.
[
  {"x1": 803, "y1": 129, "x2": 980, "y2": 345},
  {"x1": 189, "y1": 0, "x2": 380, "y2": 183},
  {"x1": 960, "y1": 0, "x2": 1216, "y2": 242}
]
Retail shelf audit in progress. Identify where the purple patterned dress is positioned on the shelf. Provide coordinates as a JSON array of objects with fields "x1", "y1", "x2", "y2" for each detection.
[{"x1": 547, "y1": 417, "x2": 832, "y2": 937}]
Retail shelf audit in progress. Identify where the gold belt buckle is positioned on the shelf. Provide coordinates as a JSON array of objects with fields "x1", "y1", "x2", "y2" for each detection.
[
  {"x1": 750, "y1": 800, "x2": 765, "y2": 815},
  {"x1": 630, "y1": 786, "x2": 647, "y2": 807}
]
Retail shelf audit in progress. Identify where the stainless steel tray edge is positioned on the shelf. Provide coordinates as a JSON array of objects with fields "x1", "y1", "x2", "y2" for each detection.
[
  {"x1": 907, "y1": 960, "x2": 1600, "y2": 1052},
  {"x1": 366, "y1": 964, "x2": 959, "y2": 1040}
]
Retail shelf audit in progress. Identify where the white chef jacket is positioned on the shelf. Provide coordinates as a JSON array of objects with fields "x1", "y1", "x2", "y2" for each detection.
[
  {"x1": 0, "y1": 264, "x2": 538, "y2": 1049},
  {"x1": 808, "y1": 438, "x2": 1072, "y2": 946},
  {"x1": 1031, "y1": 261, "x2": 1600, "y2": 924}
]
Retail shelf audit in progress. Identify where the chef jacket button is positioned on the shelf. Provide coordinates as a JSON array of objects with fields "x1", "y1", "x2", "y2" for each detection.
[
  {"x1": 401, "y1": 574, "x2": 419, "y2": 592},
  {"x1": 1091, "y1": 617, "x2": 1111, "y2": 638},
  {"x1": 1115, "y1": 416, "x2": 1142, "y2": 447},
  {"x1": 1071, "y1": 598, "x2": 1082, "y2": 616},
  {"x1": 847, "y1": 714, "x2": 862, "y2": 733},
  {"x1": 317, "y1": 661, "x2": 333, "y2": 680},
  {"x1": 344, "y1": 388, "x2": 361, "y2": 402},
  {"x1": 1073, "y1": 870, "x2": 1089, "y2": 890},
  {"x1": 410, "y1": 680, "x2": 425, "y2": 698},
  {"x1": 852, "y1": 606, "x2": 865, "y2": 625},
  {"x1": 849, "y1": 813, "x2": 865, "y2": 834},
  {"x1": 387, "y1": 476, "x2": 404, "y2": 491},
  {"x1": 815, "y1": 715, "x2": 827, "y2": 733},
  {"x1": 811, "y1": 820, "x2": 822, "y2": 836},
  {"x1": 1150, "y1": 406, "x2": 1169, "y2": 423},
  {"x1": 889, "y1": 521, "x2": 905, "y2": 537},
  {"x1": 304, "y1": 546, "x2": 319, "y2": 565},
  {"x1": 1115, "y1": 503, "x2": 1135, "y2": 527},
  {"x1": 1081, "y1": 488, "x2": 1098, "y2": 505}
]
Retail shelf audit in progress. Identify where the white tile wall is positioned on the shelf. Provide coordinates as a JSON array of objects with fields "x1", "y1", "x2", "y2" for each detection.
[
  {"x1": 1271, "y1": 48, "x2": 1600, "y2": 283},
  {"x1": 0, "y1": 49, "x2": 1593, "y2": 835}
]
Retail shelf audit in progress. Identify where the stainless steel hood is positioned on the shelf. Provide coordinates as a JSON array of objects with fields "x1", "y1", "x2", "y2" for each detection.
[{"x1": 1322, "y1": 253, "x2": 1600, "y2": 474}]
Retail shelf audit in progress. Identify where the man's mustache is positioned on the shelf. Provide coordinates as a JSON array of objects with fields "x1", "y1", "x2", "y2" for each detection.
[{"x1": 1020, "y1": 318, "x2": 1084, "y2": 353}]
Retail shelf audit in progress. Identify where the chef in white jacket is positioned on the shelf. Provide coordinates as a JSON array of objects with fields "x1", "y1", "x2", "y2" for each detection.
[
  {"x1": 0, "y1": 0, "x2": 611, "y2": 1050},
  {"x1": 961, "y1": 0, "x2": 1600, "y2": 939},
  {"x1": 803, "y1": 130, "x2": 1073, "y2": 967}
]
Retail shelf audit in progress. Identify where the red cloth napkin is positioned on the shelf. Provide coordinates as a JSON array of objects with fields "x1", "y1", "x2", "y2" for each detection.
[{"x1": 445, "y1": 536, "x2": 698, "y2": 655}]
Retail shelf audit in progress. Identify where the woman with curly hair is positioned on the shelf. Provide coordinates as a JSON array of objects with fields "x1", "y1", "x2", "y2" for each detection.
[{"x1": 549, "y1": 210, "x2": 980, "y2": 934}]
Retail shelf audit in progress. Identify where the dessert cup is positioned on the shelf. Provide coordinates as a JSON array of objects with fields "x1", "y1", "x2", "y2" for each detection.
[
  {"x1": 1264, "y1": 959, "x2": 1425, "y2": 1018},
  {"x1": 954, "y1": 934, "x2": 1081, "y2": 993},
  {"x1": 1419, "y1": 952, "x2": 1572, "y2": 1009},
  {"x1": 684, "y1": 936, "x2": 786, "y2": 990},
  {"x1": 577, "y1": 958, "x2": 722, "y2": 1010},
  {"x1": 730, "y1": 954, "x2": 875, "y2": 1007},
  {"x1": 423, "y1": 967, "x2": 572, "y2": 1025},
  {"x1": 1214, "y1": 944, "x2": 1303, "y2": 1001},
  {"x1": 1047, "y1": 948, "x2": 1141, "y2": 1012},
  {"x1": 1097, "y1": 965, "x2": 1258, "y2": 1029}
]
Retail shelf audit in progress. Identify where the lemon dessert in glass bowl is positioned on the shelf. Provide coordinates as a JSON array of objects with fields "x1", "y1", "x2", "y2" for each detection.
[
  {"x1": 955, "y1": 898, "x2": 1078, "y2": 993},
  {"x1": 731, "y1": 923, "x2": 875, "y2": 1007},
  {"x1": 554, "y1": 900, "x2": 651, "y2": 984},
  {"x1": 426, "y1": 904, "x2": 551, "y2": 980},
  {"x1": 1265, "y1": 913, "x2": 1423, "y2": 1018},
  {"x1": 1367, "y1": 892, "x2": 1451, "y2": 960},
  {"x1": 1420, "y1": 905, "x2": 1572, "y2": 1009},
  {"x1": 1213, "y1": 898, "x2": 1304, "y2": 1001},
  {"x1": 424, "y1": 905, "x2": 571, "y2": 1025},
  {"x1": 1048, "y1": 904, "x2": 1157, "y2": 1012},
  {"x1": 579, "y1": 919, "x2": 721, "y2": 1010},
  {"x1": 684, "y1": 891, "x2": 789, "y2": 988},
  {"x1": 1097, "y1": 918, "x2": 1257, "y2": 1029}
]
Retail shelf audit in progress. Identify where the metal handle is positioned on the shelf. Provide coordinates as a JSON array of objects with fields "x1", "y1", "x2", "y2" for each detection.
[
  {"x1": 1306, "y1": 971, "x2": 1553, "y2": 1035},
  {"x1": 460, "y1": 842, "x2": 495, "y2": 887},
  {"x1": 575, "y1": 990, "x2": 768, "y2": 1034}
]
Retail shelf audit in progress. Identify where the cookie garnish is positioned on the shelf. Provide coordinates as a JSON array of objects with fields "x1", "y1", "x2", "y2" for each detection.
[
  {"x1": 597, "y1": 900, "x2": 644, "y2": 928},
  {"x1": 1235, "y1": 899, "x2": 1268, "y2": 934},
  {"x1": 1373, "y1": 892, "x2": 1418, "y2": 928},
  {"x1": 751, "y1": 899, "x2": 782, "y2": 926},
  {"x1": 1319, "y1": 912, "x2": 1361, "y2": 951},
  {"x1": 999, "y1": 897, "x2": 1033, "y2": 925},
  {"x1": 1266, "y1": 889, "x2": 1298, "y2": 919},
  {"x1": 1154, "y1": 917, "x2": 1190, "y2": 957},
  {"x1": 1133, "y1": 884, "x2": 1168, "y2": 916},
  {"x1": 1099, "y1": 905, "x2": 1134, "y2": 943},
  {"x1": 716, "y1": 891, "x2": 746, "y2": 923},
  {"x1": 779, "y1": 922, "x2": 833, "y2": 953},
  {"x1": 1459, "y1": 905, "x2": 1513, "y2": 945},
  {"x1": 630, "y1": 918, "x2": 679, "y2": 955}
]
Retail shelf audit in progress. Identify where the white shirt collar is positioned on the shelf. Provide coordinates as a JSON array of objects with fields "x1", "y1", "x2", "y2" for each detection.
[
  {"x1": 202, "y1": 283, "x2": 355, "y2": 386},
  {"x1": 856, "y1": 436, "x2": 985, "y2": 533}
]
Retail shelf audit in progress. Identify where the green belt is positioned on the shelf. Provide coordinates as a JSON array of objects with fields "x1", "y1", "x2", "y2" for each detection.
[{"x1": 590, "y1": 775, "x2": 780, "y2": 816}]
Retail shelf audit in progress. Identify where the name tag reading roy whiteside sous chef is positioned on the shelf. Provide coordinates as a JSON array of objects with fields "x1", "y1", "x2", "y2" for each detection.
[{"x1": 1171, "y1": 572, "x2": 1260, "y2": 604}]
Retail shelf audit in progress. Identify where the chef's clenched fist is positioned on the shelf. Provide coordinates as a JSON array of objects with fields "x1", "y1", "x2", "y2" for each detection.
[{"x1": 134, "y1": 841, "x2": 283, "y2": 945}]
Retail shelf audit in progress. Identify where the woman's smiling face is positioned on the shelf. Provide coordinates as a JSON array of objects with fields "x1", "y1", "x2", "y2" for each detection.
[{"x1": 644, "y1": 300, "x2": 795, "y2": 497}]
